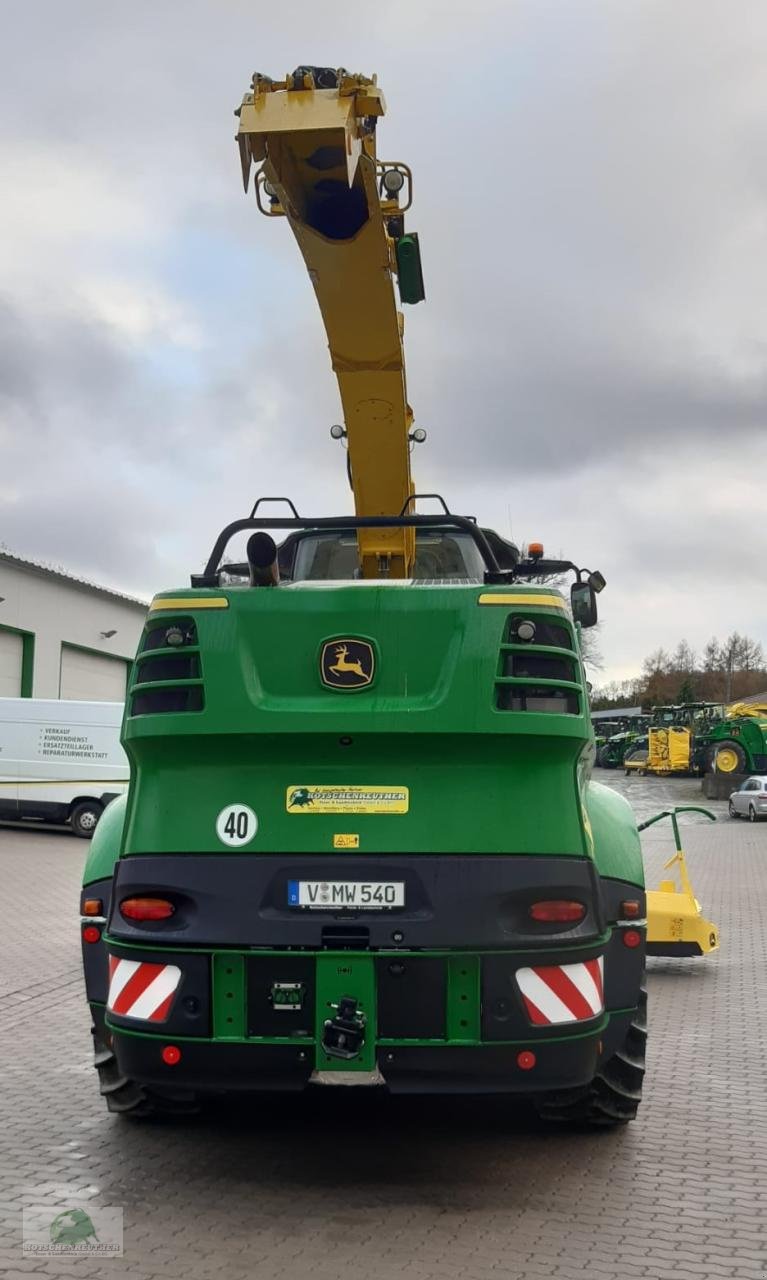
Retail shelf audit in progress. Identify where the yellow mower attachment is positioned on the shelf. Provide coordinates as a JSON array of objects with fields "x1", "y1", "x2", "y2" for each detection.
[{"x1": 640, "y1": 807, "x2": 720, "y2": 957}]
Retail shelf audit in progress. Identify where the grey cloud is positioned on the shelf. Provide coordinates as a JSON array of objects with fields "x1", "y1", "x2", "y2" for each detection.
[
  {"x1": 0, "y1": 296, "x2": 134, "y2": 423},
  {"x1": 413, "y1": 317, "x2": 766, "y2": 481},
  {"x1": 1, "y1": 0, "x2": 765, "y2": 681}
]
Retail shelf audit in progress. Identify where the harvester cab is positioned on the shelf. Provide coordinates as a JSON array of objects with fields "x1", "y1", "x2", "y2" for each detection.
[{"x1": 642, "y1": 807, "x2": 719, "y2": 957}]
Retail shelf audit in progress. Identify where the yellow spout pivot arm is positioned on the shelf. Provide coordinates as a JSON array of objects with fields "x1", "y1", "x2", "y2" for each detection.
[{"x1": 236, "y1": 67, "x2": 424, "y2": 577}]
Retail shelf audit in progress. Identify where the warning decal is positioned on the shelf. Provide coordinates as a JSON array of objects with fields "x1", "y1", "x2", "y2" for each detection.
[{"x1": 286, "y1": 786, "x2": 409, "y2": 814}]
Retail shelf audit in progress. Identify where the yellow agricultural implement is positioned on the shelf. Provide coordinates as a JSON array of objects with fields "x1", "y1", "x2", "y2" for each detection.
[
  {"x1": 640, "y1": 807, "x2": 720, "y2": 957},
  {"x1": 646, "y1": 726, "x2": 691, "y2": 775}
]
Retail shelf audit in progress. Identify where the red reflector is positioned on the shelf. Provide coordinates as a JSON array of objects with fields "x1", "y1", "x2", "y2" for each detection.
[
  {"x1": 161, "y1": 1045, "x2": 181, "y2": 1066},
  {"x1": 82, "y1": 925, "x2": 101, "y2": 944},
  {"x1": 529, "y1": 900, "x2": 586, "y2": 924},
  {"x1": 620, "y1": 899, "x2": 641, "y2": 919},
  {"x1": 623, "y1": 929, "x2": 642, "y2": 948},
  {"x1": 120, "y1": 897, "x2": 175, "y2": 921},
  {"x1": 517, "y1": 1050, "x2": 536, "y2": 1071}
]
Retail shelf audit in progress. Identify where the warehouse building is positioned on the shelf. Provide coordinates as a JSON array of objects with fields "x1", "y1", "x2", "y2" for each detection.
[{"x1": 0, "y1": 551, "x2": 147, "y2": 701}]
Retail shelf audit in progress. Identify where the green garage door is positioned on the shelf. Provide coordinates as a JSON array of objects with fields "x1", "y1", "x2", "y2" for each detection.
[
  {"x1": 0, "y1": 630, "x2": 23, "y2": 697},
  {"x1": 59, "y1": 645, "x2": 128, "y2": 702}
]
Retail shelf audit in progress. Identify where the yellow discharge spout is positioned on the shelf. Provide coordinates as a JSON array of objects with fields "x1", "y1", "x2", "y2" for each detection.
[{"x1": 236, "y1": 68, "x2": 422, "y2": 577}]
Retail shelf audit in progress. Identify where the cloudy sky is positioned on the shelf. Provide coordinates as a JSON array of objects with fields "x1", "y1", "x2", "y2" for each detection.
[{"x1": 1, "y1": 1, "x2": 765, "y2": 682}]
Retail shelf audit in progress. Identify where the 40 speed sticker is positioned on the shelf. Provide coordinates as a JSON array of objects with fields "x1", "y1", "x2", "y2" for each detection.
[
  {"x1": 216, "y1": 804, "x2": 258, "y2": 847},
  {"x1": 286, "y1": 786, "x2": 409, "y2": 815}
]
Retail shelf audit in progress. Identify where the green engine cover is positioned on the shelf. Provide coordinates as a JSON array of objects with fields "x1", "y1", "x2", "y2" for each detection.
[{"x1": 93, "y1": 581, "x2": 641, "y2": 890}]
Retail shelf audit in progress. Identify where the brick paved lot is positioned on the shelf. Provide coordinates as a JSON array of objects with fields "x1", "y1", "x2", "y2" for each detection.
[{"x1": 0, "y1": 775, "x2": 766, "y2": 1280}]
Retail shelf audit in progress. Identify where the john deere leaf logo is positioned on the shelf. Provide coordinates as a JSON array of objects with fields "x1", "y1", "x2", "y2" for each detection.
[
  {"x1": 50, "y1": 1210, "x2": 98, "y2": 1246},
  {"x1": 320, "y1": 639, "x2": 375, "y2": 691}
]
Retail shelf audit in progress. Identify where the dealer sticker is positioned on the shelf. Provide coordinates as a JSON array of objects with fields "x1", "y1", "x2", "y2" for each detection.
[{"x1": 286, "y1": 786, "x2": 409, "y2": 814}]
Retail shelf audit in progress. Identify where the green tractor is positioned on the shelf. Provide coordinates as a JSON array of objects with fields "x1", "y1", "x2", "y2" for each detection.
[
  {"x1": 596, "y1": 718, "x2": 650, "y2": 769},
  {"x1": 598, "y1": 731, "x2": 636, "y2": 769},
  {"x1": 596, "y1": 716, "x2": 650, "y2": 762},
  {"x1": 593, "y1": 720, "x2": 621, "y2": 757},
  {"x1": 79, "y1": 515, "x2": 647, "y2": 1127},
  {"x1": 694, "y1": 712, "x2": 767, "y2": 778}
]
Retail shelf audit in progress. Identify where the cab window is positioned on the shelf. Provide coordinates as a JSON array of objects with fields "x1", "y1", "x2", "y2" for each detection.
[{"x1": 291, "y1": 532, "x2": 485, "y2": 582}]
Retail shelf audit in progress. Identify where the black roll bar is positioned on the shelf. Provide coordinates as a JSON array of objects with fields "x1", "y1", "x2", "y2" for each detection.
[{"x1": 193, "y1": 514, "x2": 509, "y2": 587}]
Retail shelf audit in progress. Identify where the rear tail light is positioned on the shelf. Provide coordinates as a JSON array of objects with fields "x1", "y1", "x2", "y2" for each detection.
[
  {"x1": 120, "y1": 897, "x2": 176, "y2": 921},
  {"x1": 528, "y1": 900, "x2": 586, "y2": 924}
]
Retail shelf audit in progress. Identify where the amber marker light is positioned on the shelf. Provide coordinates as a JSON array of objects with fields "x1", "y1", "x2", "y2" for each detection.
[{"x1": 620, "y1": 900, "x2": 641, "y2": 919}]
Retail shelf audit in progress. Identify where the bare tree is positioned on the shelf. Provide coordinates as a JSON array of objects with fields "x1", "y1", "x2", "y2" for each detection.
[
  {"x1": 702, "y1": 637, "x2": 720, "y2": 672},
  {"x1": 671, "y1": 639, "x2": 697, "y2": 673},
  {"x1": 739, "y1": 636, "x2": 764, "y2": 672},
  {"x1": 642, "y1": 647, "x2": 671, "y2": 677},
  {"x1": 579, "y1": 625, "x2": 604, "y2": 674}
]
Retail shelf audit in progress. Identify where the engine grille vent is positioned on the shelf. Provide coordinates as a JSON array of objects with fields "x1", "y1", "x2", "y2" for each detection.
[
  {"x1": 129, "y1": 616, "x2": 204, "y2": 716},
  {"x1": 496, "y1": 613, "x2": 580, "y2": 715}
]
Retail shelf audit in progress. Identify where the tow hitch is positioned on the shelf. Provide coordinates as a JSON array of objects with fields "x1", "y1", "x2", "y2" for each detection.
[{"x1": 322, "y1": 996, "x2": 367, "y2": 1060}]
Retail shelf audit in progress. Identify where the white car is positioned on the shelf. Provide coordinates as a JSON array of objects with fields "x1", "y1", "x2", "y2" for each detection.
[{"x1": 728, "y1": 776, "x2": 767, "y2": 823}]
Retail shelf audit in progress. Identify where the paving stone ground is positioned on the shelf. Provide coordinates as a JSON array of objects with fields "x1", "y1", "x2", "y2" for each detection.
[{"x1": 0, "y1": 773, "x2": 765, "y2": 1280}]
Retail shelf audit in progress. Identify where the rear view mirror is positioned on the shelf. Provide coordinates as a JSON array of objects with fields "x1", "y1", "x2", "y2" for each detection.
[{"x1": 571, "y1": 581, "x2": 598, "y2": 628}]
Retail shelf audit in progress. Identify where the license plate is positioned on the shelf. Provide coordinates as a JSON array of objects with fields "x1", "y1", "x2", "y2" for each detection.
[{"x1": 287, "y1": 880, "x2": 405, "y2": 910}]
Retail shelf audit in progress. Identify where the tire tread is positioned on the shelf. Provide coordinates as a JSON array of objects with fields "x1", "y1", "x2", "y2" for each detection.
[
  {"x1": 91, "y1": 1024, "x2": 199, "y2": 1120},
  {"x1": 535, "y1": 985, "x2": 647, "y2": 1128}
]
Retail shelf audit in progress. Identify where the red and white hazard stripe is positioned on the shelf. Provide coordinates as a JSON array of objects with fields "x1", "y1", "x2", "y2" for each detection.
[
  {"x1": 107, "y1": 956, "x2": 181, "y2": 1023},
  {"x1": 516, "y1": 956, "x2": 604, "y2": 1026}
]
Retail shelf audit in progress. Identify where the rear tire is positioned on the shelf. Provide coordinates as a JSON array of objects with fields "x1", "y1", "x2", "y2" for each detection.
[
  {"x1": 729, "y1": 801, "x2": 739, "y2": 819},
  {"x1": 535, "y1": 985, "x2": 647, "y2": 1128},
  {"x1": 92, "y1": 1024, "x2": 199, "y2": 1120},
  {"x1": 749, "y1": 804, "x2": 757, "y2": 823},
  {"x1": 70, "y1": 800, "x2": 103, "y2": 838}
]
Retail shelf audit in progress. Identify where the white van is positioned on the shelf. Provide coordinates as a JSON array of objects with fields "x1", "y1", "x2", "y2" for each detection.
[{"x1": 0, "y1": 698, "x2": 128, "y2": 837}]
